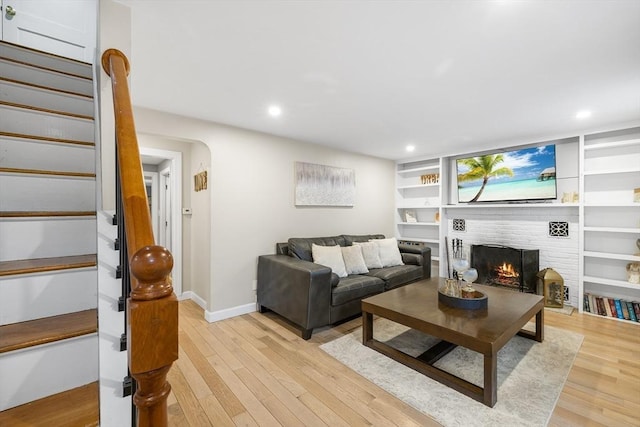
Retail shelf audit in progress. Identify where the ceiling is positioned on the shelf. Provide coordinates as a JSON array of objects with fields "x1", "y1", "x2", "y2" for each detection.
[{"x1": 122, "y1": 0, "x2": 640, "y2": 160}]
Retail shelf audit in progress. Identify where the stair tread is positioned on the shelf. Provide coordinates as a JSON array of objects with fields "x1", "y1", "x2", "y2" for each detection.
[
  {"x1": 0, "y1": 100, "x2": 94, "y2": 121},
  {"x1": 0, "y1": 210, "x2": 96, "y2": 218},
  {"x1": 0, "y1": 309, "x2": 97, "y2": 353},
  {"x1": 0, "y1": 167, "x2": 95, "y2": 178},
  {"x1": 0, "y1": 382, "x2": 99, "y2": 426},
  {"x1": 0, "y1": 55, "x2": 92, "y2": 81},
  {"x1": 0, "y1": 254, "x2": 97, "y2": 276},
  {"x1": 0, "y1": 131, "x2": 94, "y2": 147},
  {"x1": 0, "y1": 76, "x2": 93, "y2": 99}
]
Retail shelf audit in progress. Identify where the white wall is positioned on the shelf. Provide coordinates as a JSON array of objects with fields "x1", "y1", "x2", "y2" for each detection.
[
  {"x1": 98, "y1": 0, "x2": 131, "y2": 211},
  {"x1": 132, "y1": 107, "x2": 396, "y2": 313}
]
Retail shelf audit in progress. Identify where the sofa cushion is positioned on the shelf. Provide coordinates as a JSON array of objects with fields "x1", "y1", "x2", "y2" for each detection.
[
  {"x1": 312, "y1": 244, "x2": 347, "y2": 278},
  {"x1": 372, "y1": 237, "x2": 404, "y2": 267},
  {"x1": 332, "y1": 275, "x2": 385, "y2": 306},
  {"x1": 341, "y1": 245, "x2": 369, "y2": 275},
  {"x1": 354, "y1": 241, "x2": 384, "y2": 269},
  {"x1": 289, "y1": 236, "x2": 346, "y2": 261},
  {"x1": 366, "y1": 265, "x2": 422, "y2": 290},
  {"x1": 343, "y1": 234, "x2": 385, "y2": 245}
]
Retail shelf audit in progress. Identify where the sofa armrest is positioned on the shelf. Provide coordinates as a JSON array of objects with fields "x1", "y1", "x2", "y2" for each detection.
[
  {"x1": 257, "y1": 255, "x2": 332, "y2": 331},
  {"x1": 399, "y1": 243, "x2": 432, "y2": 279}
]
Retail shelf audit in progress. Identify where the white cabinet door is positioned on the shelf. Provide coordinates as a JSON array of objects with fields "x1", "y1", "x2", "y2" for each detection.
[{"x1": 2, "y1": 0, "x2": 96, "y2": 62}]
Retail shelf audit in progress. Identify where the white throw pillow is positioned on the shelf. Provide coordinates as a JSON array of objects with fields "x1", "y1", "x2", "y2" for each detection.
[
  {"x1": 371, "y1": 237, "x2": 404, "y2": 267},
  {"x1": 341, "y1": 245, "x2": 369, "y2": 275},
  {"x1": 354, "y1": 241, "x2": 384, "y2": 269},
  {"x1": 312, "y1": 244, "x2": 348, "y2": 278}
]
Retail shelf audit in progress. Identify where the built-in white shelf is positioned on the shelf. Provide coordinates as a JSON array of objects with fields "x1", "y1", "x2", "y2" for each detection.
[
  {"x1": 584, "y1": 202, "x2": 640, "y2": 207},
  {"x1": 583, "y1": 276, "x2": 640, "y2": 290},
  {"x1": 583, "y1": 138, "x2": 640, "y2": 151},
  {"x1": 398, "y1": 237, "x2": 439, "y2": 244},
  {"x1": 583, "y1": 251, "x2": 640, "y2": 262},
  {"x1": 397, "y1": 183, "x2": 439, "y2": 190},
  {"x1": 398, "y1": 222, "x2": 439, "y2": 226},
  {"x1": 443, "y1": 203, "x2": 578, "y2": 209},
  {"x1": 584, "y1": 226, "x2": 640, "y2": 233},
  {"x1": 583, "y1": 167, "x2": 640, "y2": 175},
  {"x1": 397, "y1": 205, "x2": 440, "y2": 209},
  {"x1": 582, "y1": 311, "x2": 640, "y2": 325},
  {"x1": 397, "y1": 165, "x2": 440, "y2": 174}
]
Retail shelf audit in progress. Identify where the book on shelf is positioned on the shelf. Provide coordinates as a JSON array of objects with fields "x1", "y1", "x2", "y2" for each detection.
[
  {"x1": 621, "y1": 302, "x2": 630, "y2": 320},
  {"x1": 627, "y1": 301, "x2": 638, "y2": 322},
  {"x1": 583, "y1": 294, "x2": 590, "y2": 313},
  {"x1": 614, "y1": 299, "x2": 625, "y2": 319},
  {"x1": 595, "y1": 297, "x2": 606, "y2": 316},
  {"x1": 603, "y1": 298, "x2": 613, "y2": 317},
  {"x1": 633, "y1": 302, "x2": 640, "y2": 320}
]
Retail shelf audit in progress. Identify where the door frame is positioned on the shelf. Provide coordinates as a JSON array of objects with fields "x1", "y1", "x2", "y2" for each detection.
[{"x1": 139, "y1": 147, "x2": 182, "y2": 297}]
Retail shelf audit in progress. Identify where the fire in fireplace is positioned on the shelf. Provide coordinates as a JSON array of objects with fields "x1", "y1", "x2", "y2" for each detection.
[{"x1": 470, "y1": 244, "x2": 539, "y2": 293}]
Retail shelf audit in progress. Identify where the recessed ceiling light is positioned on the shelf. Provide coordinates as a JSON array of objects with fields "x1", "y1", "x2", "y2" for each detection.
[
  {"x1": 575, "y1": 110, "x2": 591, "y2": 119},
  {"x1": 268, "y1": 105, "x2": 282, "y2": 117},
  {"x1": 406, "y1": 145, "x2": 415, "y2": 152}
]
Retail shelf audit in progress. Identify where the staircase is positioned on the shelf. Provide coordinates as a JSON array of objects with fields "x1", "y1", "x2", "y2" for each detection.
[{"x1": 0, "y1": 41, "x2": 99, "y2": 424}]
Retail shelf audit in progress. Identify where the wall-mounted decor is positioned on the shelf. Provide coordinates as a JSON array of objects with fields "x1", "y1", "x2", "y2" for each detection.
[
  {"x1": 295, "y1": 162, "x2": 355, "y2": 206},
  {"x1": 194, "y1": 170, "x2": 207, "y2": 192}
]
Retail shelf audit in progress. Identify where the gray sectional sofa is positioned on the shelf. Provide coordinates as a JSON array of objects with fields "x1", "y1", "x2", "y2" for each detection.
[{"x1": 257, "y1": 234, "x2": 431, "y2": 339}]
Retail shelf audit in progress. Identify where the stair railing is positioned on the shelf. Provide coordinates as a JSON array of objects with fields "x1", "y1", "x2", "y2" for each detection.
[{"x1": 101, "y1": 48, "x2": 178, "y2": 427}]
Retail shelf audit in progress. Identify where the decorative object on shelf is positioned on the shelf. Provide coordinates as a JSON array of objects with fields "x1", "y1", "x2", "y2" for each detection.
[
  {"x1": 634, "y1": 187, "x2": 640, "y2": 203},
  {"x1": 434, "y1": 211, "x2": 440, "y2": 223},
  {"x1": 420, "y1": 173, "x2": 439, "y2": 185},
  {"x1": 561, "y1": 192, "x2": 578, "y2": 203},
  {"x1": 294, "y1": 162, "x2": 355, "y2": 207},
  {"x1": 627, "y1": 262, "x2": 640, "y2": 284},
  {"x1": 404, "y1": 210, "x2": 417, "y2": 223},
  {"x1": 636, "y1": 238, "x2": 640, "y2": 256},
  {"x1": 536, "y1": 268, "x2": 564, "y2": 308}
]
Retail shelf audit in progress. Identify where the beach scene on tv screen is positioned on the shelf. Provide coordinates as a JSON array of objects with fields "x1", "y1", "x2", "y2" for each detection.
[{"x1": 457, "y1": 145, "x2": 557, "y2": 203}]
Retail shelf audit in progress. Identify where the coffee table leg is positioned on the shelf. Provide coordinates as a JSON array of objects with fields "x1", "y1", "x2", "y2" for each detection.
[
  {"x1": 535, "y1": 307, "x2": 544, "y2": 342},
  {"x1": 362, "y1": 311, "x2": 373, "y2": 345},
  {"x1": 484, "y1": 351, "x2": 497, "y2": 407}
]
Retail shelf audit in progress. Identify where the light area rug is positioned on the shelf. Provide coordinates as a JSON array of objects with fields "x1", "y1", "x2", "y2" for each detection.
[{"x1": 320, "y1": 319, "x2": 583, "y2": 427}]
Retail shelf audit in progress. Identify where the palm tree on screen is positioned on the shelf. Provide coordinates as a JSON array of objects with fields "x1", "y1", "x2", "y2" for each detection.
[{"x1": 458, "y1": 154, "x2": 514, "y2": 202}]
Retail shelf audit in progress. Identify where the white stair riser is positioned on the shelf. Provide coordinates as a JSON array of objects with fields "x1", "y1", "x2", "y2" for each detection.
[
  {"x1": 0, "y1": 269, "x2": 97, "y2": 325},
  {"x1": 0, "y1": 335, "x2": 98, "y2": 411},
  {"x1": 0, "y1": 59, "x2": 92, "y2": 97},
  {"x1": 0, "y1": 137, "x2": 95, "y2": 173},
  {"x1": 0, "y1": 105, "x2": 94, "y2": 142},
  {"x1": 0, "y1": 218, "x2": 96, "y2": 261},
  {"x1": 0, "y1": 44, "x2": 92, "y2": 79},
  {"x1": 0, "y1": 79, "x2": 94, "y2": 116},
  {"x1": 0, "y1": 175, "x2": 95, "y2": 211}
]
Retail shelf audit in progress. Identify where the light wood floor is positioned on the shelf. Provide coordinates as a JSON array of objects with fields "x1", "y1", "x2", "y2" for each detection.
[{"x1": 169, "y1": 300, "x2": 640, "y2": 427}]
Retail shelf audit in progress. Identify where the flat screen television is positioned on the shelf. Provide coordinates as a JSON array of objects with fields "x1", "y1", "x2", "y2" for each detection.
[{"x1": 456, "y1": 144, "x2": 557, "y2": 203}]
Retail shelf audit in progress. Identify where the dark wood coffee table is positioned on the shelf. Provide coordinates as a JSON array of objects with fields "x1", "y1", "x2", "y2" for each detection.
[{"x1": 361, "y1": 277, "x2": 544, "y2": 407}]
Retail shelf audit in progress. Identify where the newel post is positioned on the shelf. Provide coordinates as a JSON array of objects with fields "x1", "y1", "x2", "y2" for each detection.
[{"x1": 128, "y1": 245, "x2": 178, "y2": 427}]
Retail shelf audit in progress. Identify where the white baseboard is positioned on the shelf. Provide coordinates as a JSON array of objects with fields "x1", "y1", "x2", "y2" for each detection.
[
  {"x1": 181, "y1": 291, "x2": 256, "y2": 323},
  {"x1": 204, "y1": 303, "x2": 257, "y2": 323},
  {"x1": 180, "y1": 291, "x2": 206, "y2": 309}
]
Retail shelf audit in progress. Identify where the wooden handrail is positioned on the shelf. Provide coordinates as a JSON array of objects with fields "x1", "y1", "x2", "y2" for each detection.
[{"x1": 101, "y1": 49, "x2": 178, "y2": 427}]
